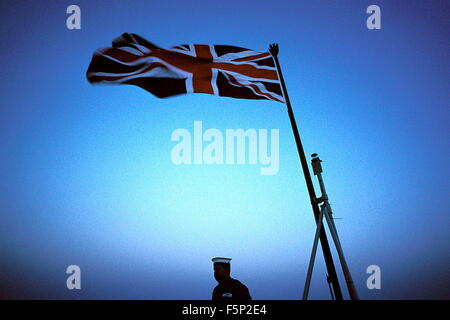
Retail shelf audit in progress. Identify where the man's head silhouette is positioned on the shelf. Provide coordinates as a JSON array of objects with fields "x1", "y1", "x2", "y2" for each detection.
[{"x1": 212, "y1": 257, "x2": 231, "y2": 283}]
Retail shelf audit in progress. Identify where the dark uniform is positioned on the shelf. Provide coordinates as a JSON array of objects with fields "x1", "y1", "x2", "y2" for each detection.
[{"x1": 212, "y1": 278, "x2": 252, "y2": 301}]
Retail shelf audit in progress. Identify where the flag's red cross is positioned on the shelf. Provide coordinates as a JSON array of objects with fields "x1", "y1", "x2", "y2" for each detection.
[{"x1": 149, "y1": 44, "x2": 278, "y2": 95}]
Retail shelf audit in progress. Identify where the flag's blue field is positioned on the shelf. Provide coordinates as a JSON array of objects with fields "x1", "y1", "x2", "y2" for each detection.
[{"x1": 0, "y1": 0, "x2": 448, "y2": 299}]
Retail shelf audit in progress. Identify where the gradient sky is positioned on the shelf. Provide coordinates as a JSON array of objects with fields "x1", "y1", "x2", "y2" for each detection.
[{"x1": 0, "y1": 0, "x2": 449, "y2": 299}]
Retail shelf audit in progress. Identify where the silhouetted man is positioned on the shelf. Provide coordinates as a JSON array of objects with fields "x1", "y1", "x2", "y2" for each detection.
[{"x1": 211, "y1": 257, "x2": 252, "y2": 301}]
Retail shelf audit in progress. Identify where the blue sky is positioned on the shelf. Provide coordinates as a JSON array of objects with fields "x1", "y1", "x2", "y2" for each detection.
[{"x1": 0, "y1": 0, "x2": 449, "y2": 299}]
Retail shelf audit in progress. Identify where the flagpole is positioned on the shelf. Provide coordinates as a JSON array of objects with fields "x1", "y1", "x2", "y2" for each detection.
[{"x1": 269, "y1": 44, "x2": 343, "y2": 300}]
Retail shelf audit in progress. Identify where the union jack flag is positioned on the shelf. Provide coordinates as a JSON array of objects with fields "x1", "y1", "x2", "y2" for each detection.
[{"x1": 87, "y1": 33, "x2": 284, "y2": 103}]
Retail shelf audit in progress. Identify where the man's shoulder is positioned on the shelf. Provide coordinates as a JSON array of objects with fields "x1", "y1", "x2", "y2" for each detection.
[
  {"x1": 230, "y1": 279, "x2": 248, "y2": 289},
  {"x1": 214, "y1": 279, "x2": 248, "y2": 290},
  {"x1": 230, "y1": 278, "x2": 252, "y2": 300}
]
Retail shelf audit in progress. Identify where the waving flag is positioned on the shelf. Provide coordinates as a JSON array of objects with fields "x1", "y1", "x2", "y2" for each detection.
[{"x1": 87, "y1": 33, "x2": 284, "y2": 103}]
